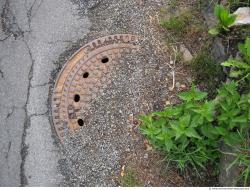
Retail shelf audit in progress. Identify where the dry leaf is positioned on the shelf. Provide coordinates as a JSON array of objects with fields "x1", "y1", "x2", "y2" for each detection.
[
  {"x1": 121, "y1": 165, "x2": 125, "y2": 177},
  {"x1": 144, "y1": 139, "x2": 153, "y2": 151}
]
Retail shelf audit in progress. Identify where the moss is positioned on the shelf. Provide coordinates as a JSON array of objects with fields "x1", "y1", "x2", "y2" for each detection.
[
  {"x1": 169, "y1": 0, "x2": 179, "y2": 9},
  {"x1": 160, "y1": 11, "x2": 192, "y2": 37},
  {"x1": 190, "y1": 52, "x2": 225, "y2": 98},
  {"x1": 159, "y1": 8, "x2": 208, "y2": 51},
  {"x1": 120, "y1": 168, "x2": 141, "y2": 187}
]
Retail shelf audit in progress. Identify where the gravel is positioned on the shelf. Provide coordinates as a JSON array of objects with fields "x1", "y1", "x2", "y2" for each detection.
[{"x1": 55, "y1": 0, "x2": 172, "y2": 186}]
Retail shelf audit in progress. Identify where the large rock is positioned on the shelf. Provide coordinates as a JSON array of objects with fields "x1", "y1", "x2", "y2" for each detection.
[
  {"x1": 233, "y1": 7, "x2": 250, "y2": 26},
  {"x1": 219, "y1": 144, "x2": 240, "y2": 186}
]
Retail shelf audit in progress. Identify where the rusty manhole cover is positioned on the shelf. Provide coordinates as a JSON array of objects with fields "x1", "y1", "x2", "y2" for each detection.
[{"x1": 52, "y1": 34, "x2": 140, "y2": 142}]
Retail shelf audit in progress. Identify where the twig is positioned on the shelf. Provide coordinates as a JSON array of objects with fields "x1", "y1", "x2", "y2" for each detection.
[{"x1": 169, "y1": 46, "x2": 178, "y2": 91}]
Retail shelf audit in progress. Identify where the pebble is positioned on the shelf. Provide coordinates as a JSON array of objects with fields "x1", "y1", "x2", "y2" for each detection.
[
  {"x1": 165, "y1": 100, "x2": 171, "y2": 105},
  {"x1": 176, "y1": 82, "x2": 181, "y2": 88},
  {"x1": 180, "y1": 84, "x2": 186, "y2": 89},
  {"x1": 180, "y1": 45, "x2": 193, "y2": 63}
]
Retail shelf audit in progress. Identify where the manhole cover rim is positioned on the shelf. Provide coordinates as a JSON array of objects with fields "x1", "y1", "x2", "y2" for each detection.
[{"x1": 52, "y1": 34, "x2": 140, "y2": 143}]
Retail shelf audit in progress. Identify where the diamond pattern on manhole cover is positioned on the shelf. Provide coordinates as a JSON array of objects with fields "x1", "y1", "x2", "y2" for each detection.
[{"x1": 52, "y1": 34, "x2": 140, "y2": 142}]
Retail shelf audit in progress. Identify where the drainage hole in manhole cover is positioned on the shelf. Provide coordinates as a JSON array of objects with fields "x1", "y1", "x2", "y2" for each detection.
[
  {"x1": 77, "y1": 119, "x2": 84, "y2": 126},
  {"x1": 74, "y1": 94, "x2": 80, "y2": 102},
  {"x1": 83, "y1": 72, "x2": 89, "y2": 78},
  {"x1": 101, "y1": 57, "x2": 109, "y2": 63}
]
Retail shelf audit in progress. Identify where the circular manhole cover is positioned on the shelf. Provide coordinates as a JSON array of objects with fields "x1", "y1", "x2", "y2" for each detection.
[{"x1": 52, "y1": 34, "x2": 140, "y2": 142}]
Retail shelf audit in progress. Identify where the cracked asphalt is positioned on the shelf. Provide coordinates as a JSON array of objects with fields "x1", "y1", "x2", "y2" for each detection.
[
  {"x1": 0, "y1": 0, "x2": 171, "y2": 187},
  {"x1": 0, "y1": 0, "x2": 90, "y2": 186}
]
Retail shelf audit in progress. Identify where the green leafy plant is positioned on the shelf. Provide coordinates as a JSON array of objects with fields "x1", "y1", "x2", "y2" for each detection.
[
  {"x1": 215, "y1": 82, "x2": 249, "y2": 146},
  {"x1": 140, "y1": 82, "x2": 250, "y2": 178},
  {"x1": 140, "y1": 85, "x2": 219, "y2": 175},
  {"x1": 209, "y1": 4, "x2": 237, "y2": 36},
  {"x1": 221, "y1": 38, "x2": 250, "y2": 82}
]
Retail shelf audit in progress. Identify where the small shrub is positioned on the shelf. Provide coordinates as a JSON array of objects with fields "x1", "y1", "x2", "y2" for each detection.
[
  {"x1": 140, "y1": 85, "x2": 217, "y2": 175},
  {"x1": 221, "y1": 37, "x2": 250, "y2": 84},
  {"x1": 140, "y1": 82, "x2": 250, "y2": 178},
  {"x1": 209, "y1": 4, "x2": 237, "y2": 36},
  {"x1": 215, "y1": 82, "x2": 249, "y2": 147}
]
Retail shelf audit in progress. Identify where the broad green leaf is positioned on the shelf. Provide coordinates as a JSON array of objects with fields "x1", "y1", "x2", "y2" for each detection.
[
  {"x1": 201, "y1": 125, "x2": 215, "y2": 138},
  {"x1": 156, "y1": 133, "x2": 164, "y2": 141},
  {"x1": 139, "y1": 115, "x2": 153, "y2": 125},
  {"x1": 152, "y1": 111, "x2": 165, "y2": 117},
  {"x1": 170, "y1": 121, "x2": 185, "y2": 140},
  {"x1": 164, "y1": 139, "x2": 174, "y2": 152},
  {"x1": 189, "y1": 115, "x2": 202, "y2": 128},
  {"x1": 209, "y1": 28, "x2": 220, "y2": 36},
  {"x1": 214, "y1": 127, "x2": 228, "y2": 136},
  {"x1": 174, "y1": 129, "x2": 184, "y2": 140},
  {"x1": 224, "y1": 14, "x2": 236, "y2": 27},
  {"x1": 214, "y1": 4, "x2": 236, "y2": 28},
  {"x1": 194, "y1": 91, "x2": 208, "y2": 101},
  {"x1": 221, "y1": 60, "x2": 250, "y2": 69},
  {"x1": 178, "y1": 136, "x2": 189, "y2": 150},
  {"x1": 184, "y1": 102, "x2": 197, "y2": 109},
  {"x1": 152, "y1": 118, "x2": 167, "y2": 127},
  {"x1": 163, "y1": 107, "x2": 182, "y2": 118},
  {"x1": 141, "y1": 126, "x2": 161, "y2": 137},
  {"x1": 178, "y1": 91, "x2": 193, "y2": 102},
  {"x1": 185, "y1": 127, "x2": 202, "y2": 139},
  {"x1": 220, "y1": 10, "x2": 230, "y2": 26},
  {"x1": 180, "y1": 114, "x2": 191, "y2": 126},
  {"x1": 214, "y1": 4, "x2": 223, "y2": 19},
  {"x1": 178, "y1": 86, "x2": 207, "y2": 102},
  {"x1": 169, "y1": 121, "x2": 179, "y2": 129},
  {"x1": 230, "y1": 70, "x2": 245, "y2": 78},
  {"x1": 202, "y1": 101, "x2": 215, "y2": 121}
]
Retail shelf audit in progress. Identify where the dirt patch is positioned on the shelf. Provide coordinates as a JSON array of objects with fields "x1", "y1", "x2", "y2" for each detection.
[{"x1": 117, "y1": 127, "x2": 188, "y2": 187}]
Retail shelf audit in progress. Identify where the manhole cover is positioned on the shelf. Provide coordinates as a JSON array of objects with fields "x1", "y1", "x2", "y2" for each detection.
[{"x1": 52, "y1": 34, "x2": 140, "y2": 142}]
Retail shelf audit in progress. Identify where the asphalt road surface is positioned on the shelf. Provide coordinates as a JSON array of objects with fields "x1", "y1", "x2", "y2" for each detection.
[{"x1": 0, "y1": 0, "x2": 90, "y2": 186}]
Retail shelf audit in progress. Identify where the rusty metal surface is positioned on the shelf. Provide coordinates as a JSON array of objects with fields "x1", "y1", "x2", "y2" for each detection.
[{"x1": 52, "y1": 34, "x2": 140, "y2": 142}]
